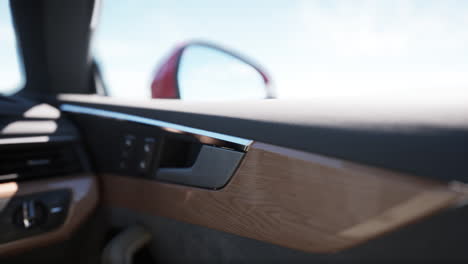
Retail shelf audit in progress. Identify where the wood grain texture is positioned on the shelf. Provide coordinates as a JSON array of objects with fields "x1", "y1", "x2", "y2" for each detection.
[
  {"x1": 0, "y1": 174, "x2": 98, "y2": 255},
  {"x1": 101, "y1": 142, "x2": 467, "y2": 253}
]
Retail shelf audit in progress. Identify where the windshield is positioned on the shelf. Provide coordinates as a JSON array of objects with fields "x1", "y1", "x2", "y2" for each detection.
[
  {"x1": 94, "y1": 0, "x2": 468, "y2": 99},
  {"x1": 0, "y1": 1, "x2": 24, "y2": 95}
]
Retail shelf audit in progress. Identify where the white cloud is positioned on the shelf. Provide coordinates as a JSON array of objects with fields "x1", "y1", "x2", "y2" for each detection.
[
  {"x1": 296, "y1": 0, "x2": 468, "y2": 64},
  {"x1": 267, "y1": 0, "x2": 468, "y2": 99}
]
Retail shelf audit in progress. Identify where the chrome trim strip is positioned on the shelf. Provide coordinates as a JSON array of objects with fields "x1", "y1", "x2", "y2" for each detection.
[
  {"x1": 0, "y1": 135, "x2": 75, "y2": 145},
  {"x1": 0, "y1": 173, "x2": 19, "y2": 181},
  {"x1": 60, "y1": 104, "x2": 253, "y2": 150}
]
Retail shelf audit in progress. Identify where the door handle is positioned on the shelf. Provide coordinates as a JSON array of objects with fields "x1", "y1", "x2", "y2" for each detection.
[{"x1": 155, "y1": 145, "x2": 244, "y2": 189}]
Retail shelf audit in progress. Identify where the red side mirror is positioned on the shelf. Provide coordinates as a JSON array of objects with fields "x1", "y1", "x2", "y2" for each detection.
[{"x1": 151, "y1": 41, "x2": 274, "y2": 100}]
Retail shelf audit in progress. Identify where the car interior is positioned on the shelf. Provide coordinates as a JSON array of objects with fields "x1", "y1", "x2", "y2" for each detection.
[{"x1": 1, "y1": 0, "x2": 468, "y2": 263}]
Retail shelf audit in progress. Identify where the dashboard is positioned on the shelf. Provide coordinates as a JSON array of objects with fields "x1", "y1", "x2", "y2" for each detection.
[{"x1": 0, "y1": 96, "x2": 96, "y2": 254}]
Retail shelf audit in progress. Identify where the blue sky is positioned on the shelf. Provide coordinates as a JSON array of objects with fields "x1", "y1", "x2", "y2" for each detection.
[{"x1": 2, "y1": 0, "x2": 468, "y2": 100}]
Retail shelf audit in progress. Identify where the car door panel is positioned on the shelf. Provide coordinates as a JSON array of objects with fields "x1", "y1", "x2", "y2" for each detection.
[{"x1": 57, "y1": 95, "x2": 468, "y2": 258}]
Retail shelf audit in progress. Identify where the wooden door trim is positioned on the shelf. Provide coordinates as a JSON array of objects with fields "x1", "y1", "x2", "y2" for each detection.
[{"x1": 101, "y1": 142, "x2": 466, "y2": 253}]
